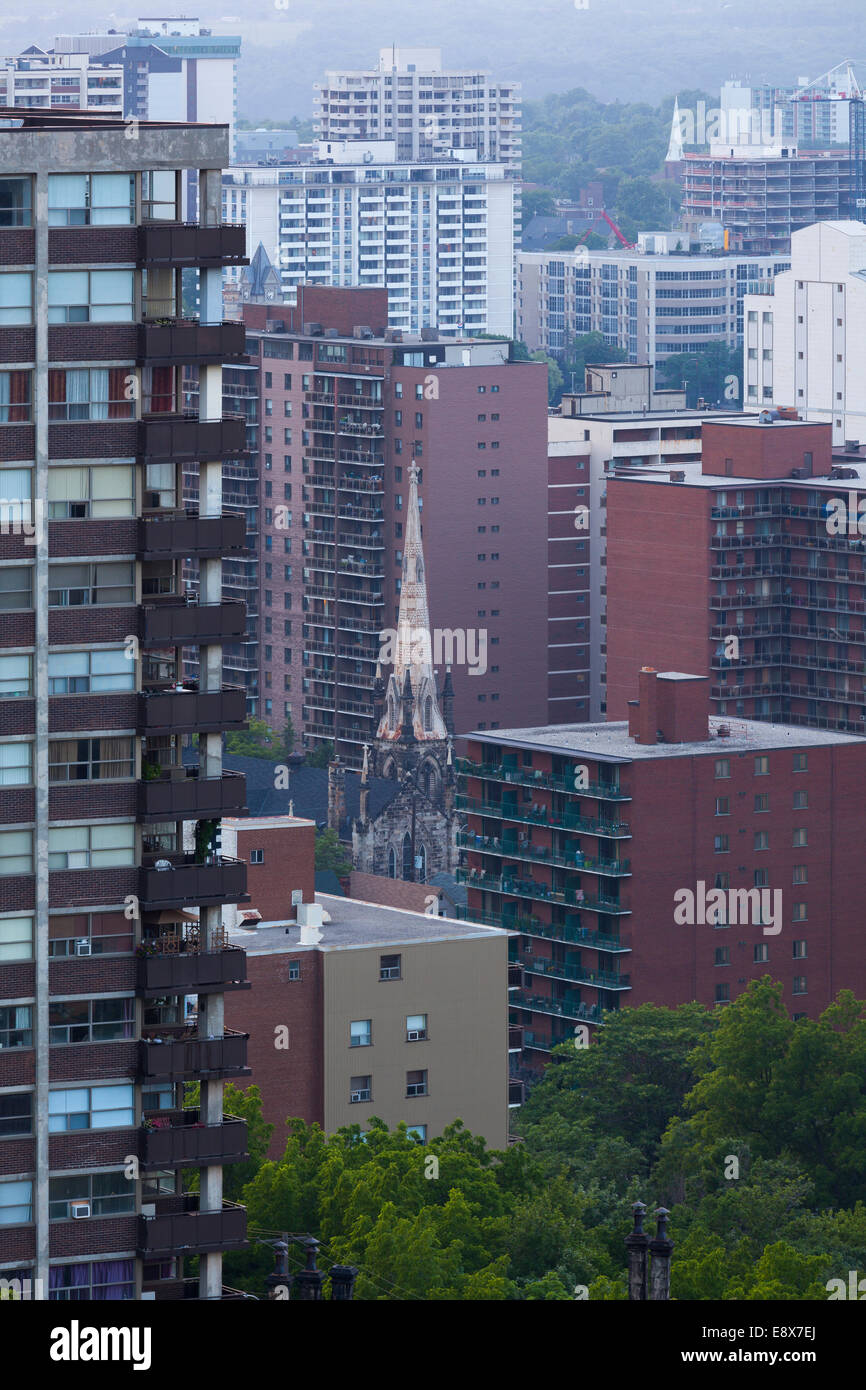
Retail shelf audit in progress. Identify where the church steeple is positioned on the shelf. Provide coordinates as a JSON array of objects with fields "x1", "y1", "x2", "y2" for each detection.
[
  {"x1": 666, "y1": 97, "x2": 685, "y2": 163},
  {"x1": 376, "y1": 465, "x2": 448, "y2": 742}
]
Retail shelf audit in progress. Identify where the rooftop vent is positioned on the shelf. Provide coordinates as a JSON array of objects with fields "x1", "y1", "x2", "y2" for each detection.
[
  {"x1": 845, "y1": 439, "x2": 860, "y2": 452},
  {"x1": 353, "y1": 324, "x2": 374, "y2": 339},
  {"x1": 717, "y1": 724, "x2": 731, "y2": 737},
  {"x1": 420, "y1": 326, "x2": 438, "y2": 341},
  {"x1": 303, "y1": 322, "x2": 324, "y2": 336},
  {"x1": 383, "y1": 328, "x2": 403, "y2": 343},
  {"x1": 669, "y1": 469, "x2": 686, "y2": 482}
]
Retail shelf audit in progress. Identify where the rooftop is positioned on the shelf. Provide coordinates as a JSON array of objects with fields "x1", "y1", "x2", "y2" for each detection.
[
  {"x1": 228, "y1": 892, "x2": 508, "y2": 954},
  {"x1": 468, "y1": 714, "x2": 864, "y2": 762}
]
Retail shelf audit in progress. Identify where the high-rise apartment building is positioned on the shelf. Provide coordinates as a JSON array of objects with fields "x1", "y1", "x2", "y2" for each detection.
[
  {"x1": 518, "y1": 245, "x2": 788, "y2": 360},
  {"x1": 457, "y1": 669, "x2": 866, "y2": 1080},
  {"x1": 605, "y1": 416, "x2": 866, "y2": 735},
  {"x1": 0, "y1": 51, "x2": 124, "y2": 114},
  {"x1": 239, "y1": 286, "x2": 550, "y2": 763},
  {"x1": 0, "y1": 109, "x2": 252, "y2": 1301},
  {"x1": 313, "y1": 47, "x2": 521, "y2": 173}
]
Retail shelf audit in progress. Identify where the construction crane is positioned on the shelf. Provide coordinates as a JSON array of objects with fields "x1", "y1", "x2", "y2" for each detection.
[
  {"x1": 787, "y1": 60, "x2": 865, "y2": 216},
  {"x1": 573, "y1": 209, "x2": 637, "y2": 251}
]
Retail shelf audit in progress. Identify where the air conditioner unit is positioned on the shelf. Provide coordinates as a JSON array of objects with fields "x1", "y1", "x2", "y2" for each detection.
[
  {"x1": 75, "y1": 939, "x2": 91, "y2": 957},
  {"x1": 407, "y1": 1030, "x2": 424, "y2": 1041},
  {"x1": 70, "y1": 1201, "x2": 91, "y2": 1219},
  {"x1": 350, "y1": 1091, "x2": 368, "y2": 1103}
]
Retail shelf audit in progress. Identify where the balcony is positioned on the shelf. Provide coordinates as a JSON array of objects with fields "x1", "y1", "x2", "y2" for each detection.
[
  {"x1": 141, "y1": 1110, "x2": 248, "y2": 1168},
  {"x1": 139, "y1": 319, "x2": 247, "y2": 365},
  {"x1": 458, "y1": 831, "x2": 630, "y2": 876},
  {"x1": 456, "y1": 758, "x2": 631, "y2": 801},
  {"x1": 141, "y1": 599, "x2": 246, "y2": 646},
  {"x1": 138, "y1": 1028, "x2": 250, "y2": 1081},
  {"x1": 138, "y1": 1198, "x2": 247, "y2": 1256},
  {"x1": 517, "y1": 954, "x2": 631, "y2": 991},
  {"x1": 139, "y1": 511, "x2": 247, "y2": 560},
  {"x1": 139, "y1": 222, "x2": 247, "y2": 267},
  {"x1": 139, "y1": 857, "x2": 248, "y2": 910},
  {"x1": 458, "y1": 869, "x2": 630, "y2": 915},
  {"x1": 139, "y1": 413, "x2": 247, "y2": 463},
  {"x1": 513, "y1": 991, "x2": 605, "y2": 1024},
  {"x1": 455, "y1": 794, "x2": 631, "y2": 837},
  {"x1": 139, "y1": 685, "x2": 248, "y2": 735},
  {"x1": 137, "y1": 942, "x2": 248, "y2": 995},
  {"x1": 460, "y1": 908, "x2": 630, "y2": 953},
  {"x1": 138, "y1": 769, "x2": 247, "y2": 822}
]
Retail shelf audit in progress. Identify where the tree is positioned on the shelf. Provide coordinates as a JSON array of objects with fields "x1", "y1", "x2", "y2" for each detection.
[
  {"x1": 304, "y1": 739, "x2": 334, "y2": 768},
  {"x1": 530, "y1": 351, "x2": 564, "y2": 405},
  {"x1": 657, "y1": 342, "x2": 742, "y2": 407},
  {"x1": 276, "y1": 714, "x2": 295, "y2": 761},
  {"x1": 561, "y1": 331, "x2": 629, "y2": 395},
  {"x1": 521, "y1": 188, "x2": 556, "y2": 228},
  {"x1": 225, "y1": 717, "x2": 279, "y2": 760},
  {"x1": 314, "y1": 827, "x2": 352, "y2": 876}
]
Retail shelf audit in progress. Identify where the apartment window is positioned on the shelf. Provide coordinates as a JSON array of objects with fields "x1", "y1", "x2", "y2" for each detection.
[
  {"x1": 715, "y1": 984, "x2": 730, "y2": 1004},
  {"x1": 754, "y1": 943, "x2": 769, "y2": 963},
  {"x1": 0, "y1": 272, "x2": 32, "y2": 325},
  {"x1": 48, "y1": 562, "x2": 134, "y2": 607},
  {"x1": 0, "y1": 830, "x2": 33, "y2": 876},
  {"x1": 406, "y1": 1013, "x2": 427, "y2": 1041},
  {"x1": 380, "y1": 953, "x2": 401, "y2": 980},
  {"x1": 792, "y1": 976, "x2": 807, "y2": 996},
  {"x1": 394, "y1": 382, "x2": 403, "y2": 398},
  {"x1": 714, "y1": 797, "x2": 729, "y2": 816},
  {"x1": 0, "y1": 1093, "x2": 32, "y2": 1137},
  {"x1": 288, "y1": 960, "x2": 300, "y2": 981},
  {"x1": 49, "y1": 737, "x2": 133, "y2": 783},
  {"x1": 714, "y1": 834, "x2": 729, "y2": 852},
  {"x1": 48, "y1": 463, "x2": 135, "y2": 518},
  {"x1": 0, "y1": 741, "x2": 31, "y2": 787},
  {"x1": 249, "y1": 849, "x2": 264, "y2": 865},
  {"x1": 48, "y1": 649, "x2": 133, "y2": 695},
  {"x1": 792, "y1": 940, "x2": 807, "y2": 959},
  {"x1": 48, "y1": 370, "x2": 133, "y2": 423},
  {"x1": 0, "y1": 1004, "x2": 32, "y2": 1049},
  {"x1": 0, "y1": 370, "x2": 31, "y2": 422},
  {"x1": 49, "y1": 1171, "x2": 134, "y2": 1221},
  {"x1": 714, "y1": 759, "x2": 730, "y2": 779},
  {"x1": 0, "y1": 566, "x2": 32, "y2": 610},
  {"x1": 754, "y1": 793, "x2": 769, "y2": 812},
  {"x1": 792, "y1": 752, "x2": 808, "y2": 772},
  {"x1": 47, "y1": 270, "x2": 134, "y2": 323},
  {"x1": 0, "y1": 913, "x2": 32, "y2": 961},
  {"x1": 49, "y1": 1259, "x2": 135, "y2": 1301},
  {"x1": 0, "y1": 177, "x2": 32, "y2": 227},
  {"x1": 792, "y1": 865, "x2": 808, "y2": 884},
  {"x1": 754, "y1": 831, "x2": 769, "y2": 851},
  {"x1": 48, "y1": 997, "x2": 133, "y2": 1046},
  {"x1": 141, "y1": 169, "x2": 177, "y2": 222},
  {"x1": 350, "y1": 1076, "x2": 372, "y2": 1103},
  {"x1": 0, "y1": 1179, "x2": 32, "y2": 1226},
  {"x1": 793, "y1": 790, "x2": 808, "y2": 810},
  {"x1": 754, "y1": 756, "x2": 769, "y2": 775},
  {"x1": 714, "y1": 947, "x2": 730, "y2": 966},
  {"x1": 406, "y1": 1069, "x2": 428, "y2": 1097},
  {"x1": 48, "y1": 1083, "x2": 134, "y2": 1132},
  {"x1": 792, "y1": 828, "x2": 807, "y2": 847},
  {"x1": 48, "y1": 823, "x2": 135, "y2": 871},
  {"x1": 406, "y1": 1124, "x2": 426, "y2": 1141},
  {"x1": 48, "y1": 172, "x2": 134, "y2": 226},
  {"x1": 350, "y1": 1019, "x2": 372, "y2": 1048},
  {"x1": 754, "y1": 868, "x2": 769, "y2": 887},
  {"x1": 792, "y1": 903, "x2": 807, "y2": 922}
]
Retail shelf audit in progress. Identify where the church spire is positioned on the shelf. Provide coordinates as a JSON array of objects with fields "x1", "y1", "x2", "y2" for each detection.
[
  {"x1": 376, "y1": 464, "x2": 448, "y2": 742},
  {"x1": 666, "y1": 97, "x2": 685, "y2": 163}
]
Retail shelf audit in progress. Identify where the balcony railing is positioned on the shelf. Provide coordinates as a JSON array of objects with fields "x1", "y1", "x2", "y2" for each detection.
[
  {"x1": 137, "y1": 940, "x2": 248, "y2": 994},
  {"x1": 458, "y1": 831, "x2": 630, "y2": 876},
  {"x1": 455, "y1": 794, "x2": 631, "y2": 836},
  {"x1": 516, "y1": 954, "x2": 630, "y2": 990},
  {"x1": 139, "y1": 857, "x2": 248, "y2": 910},
  {"x1": 138, "y1": 1198, "x2": 247, "y2": 1256},
  {"x1": 138, "y1": 1028, "x2": 250, "y2": 1081},
  {"x1": 456, "y1": 758, "x2": 631, "y2": 801},
  {"x1": 513, "y1": 991, "x2": 605, "y2": 1024},
  {"x1": 141, "y1": 1110, "x2": 249, "y2": 1168},
  {"x1": 139, "y1": 511, "x2": 247, "y2": 560},
  {"x1": 138, "y1": 769, "x2": 247, "y2": 822},
  {"x1": 139, "y1": 413, "x2": 247, "y2": 463},
  {"x1": 458, "y1": 869, "x2": 630, "y2": 915},
  {"x1": 139, "y1": 685, "x2": 247, "y2": 734},
  {"x1": 138, "y1": 221, "x2": 247, "y2": 267},
  {"x1": 458, "y1": 908, "x2": 630, "y2": 953},
  {"x1": 139, "y1": 318, "x2": 247, "y2": 365},
  {"x1": 141, "y1": 599, "x2": 246, "y2": 646}
]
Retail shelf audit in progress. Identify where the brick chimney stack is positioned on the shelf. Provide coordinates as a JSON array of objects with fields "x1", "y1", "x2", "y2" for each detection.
[
  {"x1": 637, "y1": 668, "x2": 659, "y2": 745},
  {"x1": 629, "y1": 669, "x2": 709, "y2": 745}
]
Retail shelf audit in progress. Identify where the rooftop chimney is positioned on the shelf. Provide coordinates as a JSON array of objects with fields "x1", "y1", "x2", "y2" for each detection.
[
  {"x1": 630, "y1": 669, "x2": 709, "y2": 744},
  {"x1": 297, "y1": 900, "x2": 324, "y2": 945},
  {"x1": 637, "y1": 668, "x2": 659, "y2": 745}
]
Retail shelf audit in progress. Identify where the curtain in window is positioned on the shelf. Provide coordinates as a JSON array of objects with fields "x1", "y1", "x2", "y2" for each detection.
[
  {"x1": 0, "y1": 370, "x2": 30, "y2": 422},
  {"x1": 92, "y1": 1259, "x2": 135, "y2": 1299},
  {"x1": 49, "y1": 1263, "x2": 90, "y2": 1297},
  {"x1": 108, "y1": 367, "x2": 132, "y2": 419},
  {"x1": 99, "y1": 737, "x2": 133, "y2": 780},
  {"x1": 146, "y1": 366, "x2": 175, "y2": 415}
]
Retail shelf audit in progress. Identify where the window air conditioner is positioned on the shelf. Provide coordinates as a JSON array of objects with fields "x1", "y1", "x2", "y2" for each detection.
[
  {"x1": 75, "y1": 939, "x2": 91, "y2": 956},
  {"x1": 70, "y1": 1202, "x2": 91, "y2": 1219},
  {"x1": 407, "y1": 1030, "x2": 424, "y2": 1041}
]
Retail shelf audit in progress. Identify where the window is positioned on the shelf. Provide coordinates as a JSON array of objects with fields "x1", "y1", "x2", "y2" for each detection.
[
  {"x1": 48, "y1": 562, "x2": 134, "y2": 607},
  {"x1": 250, "y1": 848, "x2": 264, "y2": 865},
  {"x1": 406, "y1": 1124, "x2": 426, "y2": 1141},
  {"x1": 49, "y1": 1171, "x2": 134, "y2": 1221},
  {"x1": 0, "y1": 272, "x2": 32, "y2": 325},
  {"x1": 48, "y1": 464, "x2": 135, "y2": 520},
  {"x1": 754, "y1": 793, "x2": 769, "y2": 812},
  {"x1": 754, "y1": 756, "x2": 769, "y2": 776},
  {"x1": 48, "y1": 823, "x2": 135, "y2": 871},
  {"x1": 49, "y1": 1259, "x2": 135, "y2": 1301},
  {"x1": 49, "y1": 737, "x2": 133, "y2": 782},
  {"x1": 714, "y1": 834, "x2": 729, "y2": 852},
  {"x1": 48, "y1": 1083, "x2": 134, "y2": 1132},
  {"x1": 0, "y1": 1004, "x2": 32, "y2": 1048},
  {"x1": 0, "y1": 370, "x2": 31, "y2": 423},
  {"x1": 714, "y1": 947, "x2": 730, "y2": 966},
  {"x1": 406, "y1": 1013, "x2": 427, "y2": 1041},
  {"x1": 0, "y1": 1179, "x2": 32, "y2": 1226},
  {"x1": 792, "y1": 940, "x2": 807, "y2": 959},
  {"x1": 0, "y1": 830, "x2": 33, "y2": 876},
  {"x1": 714, "y1": 797, "x2": 729, "y2": 816},
  {"x1": 48, "y1": 173, "x2": 134, "y2": 226},
  {"x1": 350, "y1": 1019, "x2": 372, "y2": 1048},
  {"x1": 48, "y1": 997, "x2": 133, "y2": 1046},
  {"x1": 715, "y1": 984, "x2": 730, "y2": 1004},
  {"x1": 793, "y1": 790, "x2": 808, "y2": 810},
  {"x1": 792, "y1": 828, "x2": 807, "y2": 847},
  {"x1": 350, "y1": 1076, "x2": 372, "y2": 1103},
  {"x1": 48, "y1": 371, "x2": 133, "y2": 424},
  {"x1": 380, "y1": 953, "x2": 401, "y2": 981},
  {"x1": 0, "y1": 1092, "x2": 32, "y2": 1137},
  {"x1": 141, "y1": 169, "x2": 177, "y2": 222},
  {"x1": 754, "y1": 831, "x2": 769, "y2": 850},
  {"x1": 48, "y1": 649, "x2": 133, "y2": 695},
  {"x1": 0, "y1": 177, "x2": 32, "y2": 227},
  {"x1": 406, "y1": 1069, "x2": 428, "y2": 1097},
  {"x1": 754, "y1": 943, "x2": 769, "y2": 963},
  {"x1": 0, "y1": 914, "x2": 33, "y2": 961},
  {"x1": 792, "y1": 752, "x2": 808, "y2": 772},
  {"x1": 48, "y1": 270, "x2": 134, "y2": 323},
  {"x1": 0, "y1": 741, "x2": 31, "y2": 787},
  {"x1": 792, "y1": 976, "x2": 807, "y2": 995},
  {"x1": 288, "y1": 960, "x2": 300, "y2": 981},
  {"x1": 714, "y1": 759, "x2": 730, "y2": 779},
  {"x1": 0, "y1": 566, "x2": 32, "y2": 610}
]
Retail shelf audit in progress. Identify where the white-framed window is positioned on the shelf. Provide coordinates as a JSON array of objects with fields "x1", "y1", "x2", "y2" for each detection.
[
  {"x1": 249, "y1": 848, "x2": 264, "y2": 864},
  {"x1": 48, "y1": 561, "x2": 135, "y2": 607},
  {"x1": 350, "y1": 1019, "x2": 372, "y2": 1048},
  {"x1": 406, "y1": 1013, "x2": 427, "y2": 1041},
  {"x1": 48, "y1": 1083, "x2": 134, "y2": 1132},
  {"x1": 47, "y1": 269, "x2": 134, "y2": 324},
  {"x1": 48, "y1": 648, "x2": 134, "y2": 695},
  {"x1": 47, "y1": 172, "x2": 135, "y2": 226},
  {"x1": 0, "y1": 913, "x2": 33, "y2": 960},
  {"x1": 48, "y1": 465, "x2": 135, "y2": 520},
  {"x1": 406, "y1": 1069, "x2": 428, "y2": 1097},
  {"x1": 406, "y1": 1124, "x2": 426, "y2": 1141},
  {"x1": 0, "y1": 740, "x2": 31, "y2": 786},
  {"x1": 0, "y1": 1179, "x2": 32, "y2": 1226},
  {"x1": 0, "y1": 830, "x2": 33, "y2": 876},
  {"x1": 48, "y1": 822, "x2": 135, "y2": 870},
  {"x1": 0, "y1": 272, "x2": 32, "y2": 325},
  {"x1": 350, "y1": 1076, "x2": 372, "y2": 1102}
]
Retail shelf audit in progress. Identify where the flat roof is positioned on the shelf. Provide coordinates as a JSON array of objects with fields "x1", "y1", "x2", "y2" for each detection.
[
  {"x1": 609, "y1": 461, "x2": 866, "y2": 488},
  {"x1": 467, "y1": 715, "x2": 864, "y2": 762},
  {"x1": 228, "y1": 892, "x2": 510, "y2": 954}
]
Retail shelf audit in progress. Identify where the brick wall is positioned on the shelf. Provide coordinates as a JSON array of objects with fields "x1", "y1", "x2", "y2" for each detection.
[
  {"x1": 0, "y1": 328, "x2": 35, "y2": 364},
  {"x1": 49, "y1": 1040, "x2": 138, "y2": 1083},
  {"x1": 49, "y1": 422, "x2": 138, "y2": 460},
  {"x1": 50, "y1": 1215, "x2": 137, "y2": 1259},
  {"x1": 51, "y1": 694, "x2": 139, "y2": 736},
  {"x1": 48, "y1": 324, "x2": 138, "y2": 364},
  {"x1": 0, "y1": 426, "x2": 34, "y2": 462},
  {"x1": 234, "y1": 821, "x2": 316, "y2": 922},
  {"x1": 50, "y1": 519, "x2": 138, "y2": 559},
  {"x1": 48, "y1": 607, "x2": 137, "y2": 647},
  {"x1": 0, "y1": 229, "x2": 34, "y2": 264},
  {"x1": 49, "y1": 868, "x2": 137, "y2": 910},
  {"x1": 48, "y1": 227, "x2": 139, "y2": 266}
]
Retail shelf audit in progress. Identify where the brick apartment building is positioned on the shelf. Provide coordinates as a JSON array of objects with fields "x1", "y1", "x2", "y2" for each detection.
[
  {"x1": 605, "y1": 416, "x2": 866, "y2": 734},
  {"x1": 0, "y1": 109, "x2": 252, "y2": 1301},
  {"x1": 457, "y1": 669, "x2": 865, "y2": 1080},
  {"x1": 239, "y1": 286, "x2": 551, "y2": 764}
]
